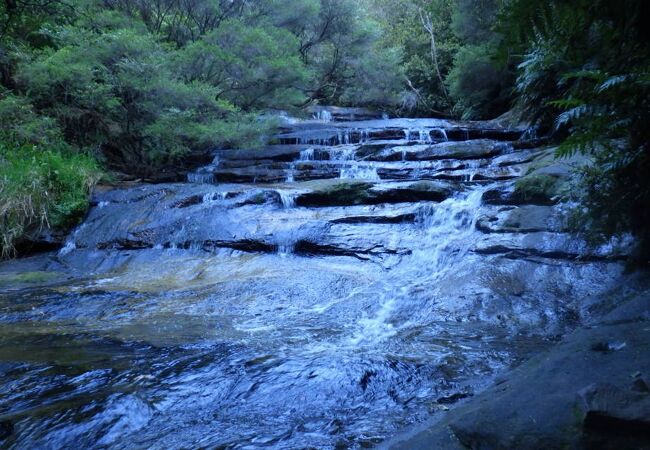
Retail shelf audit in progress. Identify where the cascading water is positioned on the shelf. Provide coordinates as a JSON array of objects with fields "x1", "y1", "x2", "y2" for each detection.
[
  {"x1": 413, "y1": 186, "x2": 488, "y2": 276},
  {"x1": 277, "y1": 190, "x2": 296, "y2": 208},
  {"x1": 299, "y1": 148, "x2": 315, "y2": 161},
  {"x1": 329, "y1": 146, "x2": 380, "y2": 180},
  {"x1": 2, "y1": 114, "x2": 621, "y2": 450},
  {"x1": 313, "y1": 109, "x2": 333, "y2": 122},
  {"x1": 286, "y1": 162, "x2": 296, "y2": 182},
  {"x1": 187, "y1": 156, "x2": 220, "y2": 184},
  {"x1": 463, "y1": 159, "x2": 483, "y2": 181}
]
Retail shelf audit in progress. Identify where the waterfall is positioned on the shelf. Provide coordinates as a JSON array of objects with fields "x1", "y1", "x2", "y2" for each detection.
[
  {"x1": 404, "y1": 128, "x2": 434, "y2": 143},
  {"x1": 330, "y1": 147, "x2": 356, "y2": 161},
  {"x1": 278, "y1": 191, "x2": 296, "y2": 208},
  {"x1": 299, "y1": 148, "x2": 315, "y2": 161},
  {"x1": 187, "y1": 156, "x2": 219, "y2": 184},
  {"x1": 187, "y1": 172, "x2": 215, "y2": 184},
  {"x1": 286, "y1": 162, "x2": 296, "y2": 183},
  {"x1": 58, "y1": 241, "x2": 76, "y2": 256},
  {"x1": 414, "y1": 187, "x2": 487, "y2": 277},
  {"x1": 348, "y1": 294, "x2": 397, "y2": 345},
  {"x1": 419, "y1": 129, "x2": 432, "y2": 143},
  {"x1": 463, "y1": 159, "x2": 483, "y2": 181},
  {"x1": 313, "y1": 109, "x2": 333, "y2": 122},
  {"x1": 329, "y1": 146, "x2": 379, "y2": 180}
]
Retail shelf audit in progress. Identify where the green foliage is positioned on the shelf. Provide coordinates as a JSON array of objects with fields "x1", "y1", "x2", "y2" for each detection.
[
  {"x1": 504, "y1": 0, "x2": 650, "y2": 262},
  {"x1": 368, "y1": 0, "x2": 459, "y2": 114},
  {"x1": 0, "y1": 140, "x2": 102, "y2": 257},
  {"x1": 2, "y1": 0, "x2": 404, "y2": 175},
  {"x1": 182, "y1": 19, "x2": 310, "y2": 109},
  {"x1": 446, "y1": 44, "x2": 510, "y2": 119},
  {"x1": 0, "y1": 92, "x2": 62, "y2": 145}
]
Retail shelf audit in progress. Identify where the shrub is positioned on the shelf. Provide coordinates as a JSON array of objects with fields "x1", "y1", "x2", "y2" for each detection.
[{"x1": 0, "y1": 141, "x2": 102, "y2": 257}]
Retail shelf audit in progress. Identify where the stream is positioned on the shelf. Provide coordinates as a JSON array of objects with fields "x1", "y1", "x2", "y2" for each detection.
[{"x1": 0, "y1": 113, "x2": 626, "y2": 449}]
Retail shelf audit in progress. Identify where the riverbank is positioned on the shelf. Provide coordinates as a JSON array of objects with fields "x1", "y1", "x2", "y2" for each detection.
[{"x1": 383, "y1": 276, "x2": 650, "y2": 449}]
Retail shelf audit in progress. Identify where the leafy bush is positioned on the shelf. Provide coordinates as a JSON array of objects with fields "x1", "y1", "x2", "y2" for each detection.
[
  {"x1": 508, "y1": 0, "x2": 650, "y2": 263},
  {"x1": 0, "y1": 141, "x2": 102, "y2": 257}
]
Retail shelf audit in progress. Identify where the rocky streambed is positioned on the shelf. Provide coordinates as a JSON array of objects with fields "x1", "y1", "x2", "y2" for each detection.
[{"x1": 0, "y1": 113, "x2": 646, "y2": 449}]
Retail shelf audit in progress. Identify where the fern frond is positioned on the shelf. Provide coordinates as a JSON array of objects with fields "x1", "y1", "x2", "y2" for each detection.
[
  {"x1": 548, "y1": 97, "x2": 584, "y2": 109},
  {"x1": 597, "y1": 75, "x2": 631, "y2": 93}
]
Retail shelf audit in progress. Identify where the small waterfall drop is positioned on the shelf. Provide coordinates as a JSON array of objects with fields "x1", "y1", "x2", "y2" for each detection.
[
  {"x1": 278, "y1": 191, "x2": 296, "y2": 208},
  {"x1": 187, "y1": 156, "x2": 220, "y2": 184},
  {"x1": 299, "y1": 148, "x2": 315, "y2": 161},
  {"x1": 286, "y1": 163, "x2": 296, "y2": 182},
  {"x1": 414, "y1": 186, "x2": 487, "y2": 277},
  {"x1": 348, "y1": 294, "x2": 397, "y2": 345},
  {"x1": 313, "y1": 109, "x2": 333, "y2": 122}
]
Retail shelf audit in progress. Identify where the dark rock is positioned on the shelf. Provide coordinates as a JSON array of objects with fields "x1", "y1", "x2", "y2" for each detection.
[
  {"x1": 437, "y1": 392, "x2": 472, "y2": 405},
  {"x1": 295, "y1": 181, "x2": 452, "y2": 207},
  {"x1": 446, "y1": 127, "x2": 523, "y2": 141},
  {"x1": 368, "y1": 140, "x2": 510, "y2": 162},
  {"x1": 331, "y1": 213, "x2": 416, "y2": 224},
  {"x1": 578, "y1": 383, "x2": 650, "y2": 434},
  {"x1": 482, "y1": 184, "x2": 557, "y2": 206},
  {"x1": 97, "y1": 238, "x2": 153, "y2": 250},
  {"x1": 200, "y1": 239, "x2": 276, "y2": 253},
  {"x1": 171, "y1": 195, "x2": 204, "y2": 208},
  {"x1": 512, "y1": 137, "x2": 550, "y2": 150},
  {"x1": 476, "y1": 206, "x2": 556, "y2": 234},
  {"x1": 214, "y1": 145, "x2": 306, "y2": 162},
  {"x1": 0, "y1": 420, "x2": 13, "y2": 440},
  {"x1": 295, "y1": 182, "x2": 375, "y2": 207}
]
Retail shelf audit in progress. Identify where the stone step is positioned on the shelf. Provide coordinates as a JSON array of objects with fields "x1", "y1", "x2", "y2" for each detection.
[
  {"x1": 273, "y1": 118, "x2": 525, "y2": 146},
  {"x1": 473, "y1": 232, "x2": 629, "y2": 262},
  {"x1": 293, "y1": 180, "x2": 454, "y2": 207}
]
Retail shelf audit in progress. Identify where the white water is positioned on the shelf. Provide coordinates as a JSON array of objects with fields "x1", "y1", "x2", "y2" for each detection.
[
  {"x1": 299, "y1": 148, "x2": 315, "y2": 161},
  {"x1": 187, "y1": 156, "x2": 220, "y2": 184},
  {"x1": 348, "y1": 295, "x2": 397, "y2": 345},
  {"x1": 340, "y1": 164, "x2": 380, "y2": 181},
  {"x1": 202, "y1": 192, "x2": 228, "y2": 205},
  {"x1": 313, "y1": 110, "x2": 333, "y2": 122},
  {"x1": 58, "y1": 241, "x2": 76, "y2": 256},
  {"x1": 286, "y1": 163, "x2": 296, "y2": 183},
  {"x1": 278, "y1": 191, "x2": 296, "y2": 208},
  {"x1": 463, "y1": 159, "x2": 483, "y2": 181},
  {"x1": 414, "y1": 187, "x2": 487, "y2": 276},
  {"x1": 346, "y1": 186, "x2": 488, "y2": 347},
  {"x1": 328, "y1": 146, "x2": 380, "y2": 180}
]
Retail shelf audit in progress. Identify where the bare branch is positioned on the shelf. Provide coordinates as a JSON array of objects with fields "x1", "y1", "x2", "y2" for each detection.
[{"x1": 418, "y1": 7, "x2": 450, "y2": 102}]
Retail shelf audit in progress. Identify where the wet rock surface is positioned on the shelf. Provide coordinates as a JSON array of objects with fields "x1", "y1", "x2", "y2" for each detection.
[
  {"x1": 0, "y1": 113, "x2": 644, "y2": 449},
  {"x1": 383, "y1": 288, "x2": 650, "y2": 450}
]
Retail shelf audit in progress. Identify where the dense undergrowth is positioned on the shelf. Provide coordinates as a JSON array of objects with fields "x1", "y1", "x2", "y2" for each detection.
[{"x1": 0, "y1": 142, "x2": 101, "y2": 257}]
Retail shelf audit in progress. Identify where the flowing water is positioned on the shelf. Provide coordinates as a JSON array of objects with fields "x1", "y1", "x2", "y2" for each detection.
[{"x1": 0, "y1": 114, "x2": 625, "y2": 449}]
